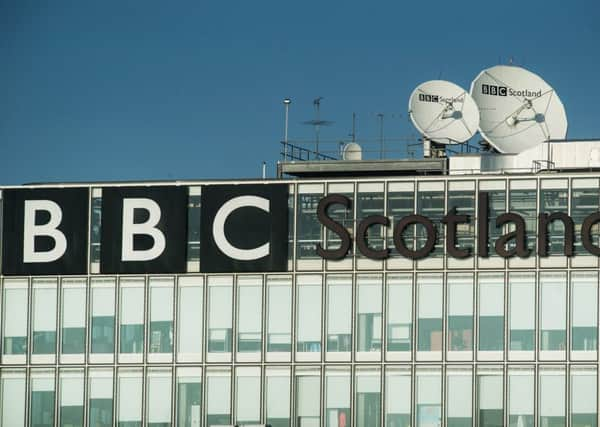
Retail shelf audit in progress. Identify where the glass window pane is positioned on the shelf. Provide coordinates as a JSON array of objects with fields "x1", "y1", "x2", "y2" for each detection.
[
  {"x1": 571, "y1": 272, "x2": 598, "y2": 352},
  {"x1": 117, "y1": 369, "x2": 142, "y2": 427},
  {"x1": 266, "y1": 367, "x2": 290, "y2": 427},
  {"x1": 207, "y1": 277, "x2": 233, "y2": 354},
  {"x1": 385, "y1": 367, "x2": 411, "y2": 427},
  {"x1": 295, "y1": 368, "x2": 321, "y2": 426},
  {"x1": 3, "y1": 283, "x2": 28, "y2": 355},
  {"x1": 486, "y1": 188, "x2": 506, "y2": 257},
  {"x1": 416, "y1": 367, "x2": 441, "y2": 427},
  {"x1": 59, "y1": 369, "x2": 84, "y2": 427},
  {"x1": 571, "y1": 186, "x2": 600, "y2": 254},
  {"x1": 571, "y1": 368, "x2": 597, "y2": 427},
  {"x1": 539, "y1": 367, "x2": 565, "y2": 426},
  {"x1": 509, "y1": 187, "x2": 537, "y2": 251},
  {"x1": 149, "y1": 278, "x2": 174, "y2": 354},
  {"x1": 387, "y1": 185, "x2": 414, "y2": 253},
  {"x1": 266, "y1": 276, "x2": 292, "y2": 353},
  {"x1": 147, "y1": 368, "x2": 172, "y2": 427},
  {"x1": 187, "y1": 192, "x2": 201, "y2": 263},
  {"x1": 417, "y1": 274, "x2": 442, "y2": 353},
  {"x1": 30, "y1": 370, "x2": 55, "y2": 427},
  {"x1": 540, "y1": 272, "x2": 566, "y2": 352},
  {"x1": 88, "y1": 369, "x2": 113, "y2": 427},
  {"x1": 177, "y1": 277, "x2": 203, "y2": 359},
  {"x1": 32, "y1": 280, "x2": 57, "y2": 355},
  {"x1": 446, "y1": 368, "x2": 472, "y2": 427},
  {"x1": 509, "y1": 273, "x2": 535, "y2": 352},
  {"x1": 119, "y1": 280, "x2": 144, "y2": 355},
  {"x1": 206, "y1": 368, "x2": 231, "y2": 426},
  {"x1": 357, "y1": 275, "x2": 382, "y2": 352},
  {"x1": 1, "y1": 370, "x2": 26, "y2": 426},
  {"x1": 355, "y1": 367, "x2": 381, "y2": 427},
  {"x1": 326, "y1": 187, "x2": 353, "y2": 255},
  {"x1": 508, "y1": 368, "x2": 534, "y2": 427},
  {"x1": 448, "y1": 273, "x2": 473, "y2": 353},
  {"x1": 176, "y1": 367, "x2": 202, "y2": 427},
  {"x1": 235, "y1": 367, "x2": 260, "y2": 425},
  {"x1": 325, "y1": 367, "x2": 350, "y2": 427},
  {"x1": 296, "y1": 276, "x2": 322, "y2": 353},
  {"x1": 91, "y1": 280, "x2": 115, "y2": 354},
  {"x1": 326, "y1": 275, "x2": 352, "y2": 353},
  {"x1": 386, "y1": 274, "x2": 412, "y2": 354},
  {"x1": 237, "y1": 276, "x2": 262, "y2": 353},
  {"x1": 296, "y1": 191, "x2": 323, "y2": 259},
  {"x1": 357, "y1": 187, "x2": 385, "y2": 255},
  {"x1": 478, "y1": 273, "x2": 504, "y2": 352},
  {"x1": 448, "y1": 187, "x2": 475, "y2": 253},
  {"x1": 477, "y1": 368, "x2": 503, "y2": 427},
  {"x1": 540, "y1": 188, "x2": 569, "y2": 254},
  {"x1": 61, "y1": 280, "x2": 86, "y2": 355},
  {"x1": 417, "y1": 188, "x2": 444, "y2": 257}
]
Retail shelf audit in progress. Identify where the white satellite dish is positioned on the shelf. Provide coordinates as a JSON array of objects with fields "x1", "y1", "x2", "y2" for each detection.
[
  {"x1": 408, "y1": 80, "x2": 480, "y2": 144},
  {"x1": 470, "y1": 65, "x2": 568, "y2": 153},
  {"x1": 342, "y1": 142, "x2": 362, "y2": 160}
]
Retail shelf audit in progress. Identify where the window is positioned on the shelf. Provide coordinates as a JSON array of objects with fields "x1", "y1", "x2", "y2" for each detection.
[
  {"x1": 296, "y1": 275, "x2": 322, "y2": 355},
  {"x1": 325, "y1": 367, "x2": 351, "y2": 427},
  {"x1": 416, "y1": 367, "x2": 441, "y2": 427},
  {"x1": 32, "y1": 279, "x2": 58, "y2": 356},
  {"x1": 59, "y1": 369, "x2": 84, "y2": 427},
  {"x1": 176, "y1": 367, "x2": 202, "y2": 427},
  {"x1": 417, "y1": 186, "x2": 444, "y2": 257},
  {"x1": 147, "y1": 368, "x2": 172, "y2": 427},
  {"x1": 357, "y1": 274, "x2": 382, "y2": 354},
  {"x1": 571, "y1": 272, "x2": 598, "y2": 354},
  {"x1": 540, "y1": 186, "x2": 569, "y2": 254},
  {"x1": 485, "y1": 188, "x2": 506, "y2": 257},
  {"x1": 508, "y1": 367, "x2": 534, "y2": 427},
  {"x1": 446, "y1": 367, "x2": 472, "y2": 427},
  {"x1": 30, "y1": 369, "x2": 55, "y2": 427},
  {"x1": 207, "y1": 276, "x2": 233, "y2": 356},
  {"x1": 326, "y1": 275, "x2": 352, "y2": 355},
  {"x1": 387, "y1": 183, "x2": 414, "y2": 253},
  {"x1": 417, "y1": 274, "x2": 442, "y2": 355},
  {"x1": 117, "y1": 368, "x2": 142, "y2": 427},
  {"x1": 177, "y1": 277, "x2": 203, "y2": 362},
  {"x1": 266, "y1": 367, "x2": 290, "y2": 427},
  {"x1": 295, "y1": 368, "x2": 321, "y2": 426},
  {"x1": 571, "y1": 183, "x2": 600, "y2": 254},
  {"x1": 206, "y1": 368, "x2": 231, "y2": 426},
  {"x1": 478, "y1": 273, "x2": 504, "y2": 353},
  {"x1": 355, "y1": 367, "x2": 381, "y2": 427},
  {"x1": 296, "y1": 190, "x2": 323, "y2": 259},
  {"x1": 539, "y1": 367, "x2": 565, "y2": 426},
  {"x1": 235, "y1": 367, "x2": 261, "y2": 425},
  {"x1": 509, "y1": 186, "x2": 537, "y2": 251},
  {"x1": 266, "y1": 276, "x2": 292, "y2": 355},
  {"x1": 149, "y1": 277, "x2": 174, "y2": 355},
  {"x1": 3, "y1": 281, "x2": 28, "y2": 356},
  {"x1": 325, "y1": 185, "x2": 353, "y2": 255},
  {"x1": 91, "y1": 279, "x2": 115, "y2": 355},
  {"x1": 1, "y1": 370, "x2": 26, "y2": 426},
  {"x1": 237, "y1": 276, "x2": 262, "y2": 354},
  {"x1": 357, "y1": 184, "x2": 385, "y2": 256},
  {"x1": 477, "y1": 368, "x2": 503, "y2": 427},
  {"x1": 447, "y1": 273, "x2": 473, "y2": 354},
  {"x1": 385, "y1": 367, "x2": 411, "y2": 427},
  {"x1": 187, "y1": 190, "x2": 201, "y2": 263},
  {"x1": 571, "y1": 368, "x2": 597, "y2": 427},
  {"x1": 540, "y1": 272, "x2": 566, "y2": 355},
  {"x1": 508, "y1": 273, "x2": 535, "y2": 354},
  {"x1": 119, "y1": 279, "x2": 144, "y2": 356},
  {"x1": 448, "y1": 185, "x2": 475, "y2": 254},
  {"x1": 88, "y1": 369, "x2": 113, "y2": 427},
  {"x1": 386, "y1": 274, "x2": 412, "y2": 355},
  {"x1": 61, "y1": 279, "x2": 86, "y2": 355}
]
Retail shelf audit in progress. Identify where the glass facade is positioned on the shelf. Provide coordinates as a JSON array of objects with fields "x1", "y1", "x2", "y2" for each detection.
[{"x1": 1, "y1": 175, "x2": 600, "y2": 426}]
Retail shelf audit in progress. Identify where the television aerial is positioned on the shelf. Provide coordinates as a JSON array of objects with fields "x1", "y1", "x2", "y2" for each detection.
[
  {"x1": 470, "y1": 65, "x2": 568, "y2": 153},
  {"x1": 408, "y1": 80, "x2": 480, "y2": 147}
]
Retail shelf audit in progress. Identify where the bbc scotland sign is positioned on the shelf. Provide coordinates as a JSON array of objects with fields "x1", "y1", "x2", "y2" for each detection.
[{"x1": 2, "y1": 184, "x2": 600, "y2": 276}]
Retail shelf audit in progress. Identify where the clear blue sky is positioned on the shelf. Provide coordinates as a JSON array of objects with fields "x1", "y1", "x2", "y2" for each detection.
[{"x1": 1, "y1": 1, "x2": 598, "y2": 184}]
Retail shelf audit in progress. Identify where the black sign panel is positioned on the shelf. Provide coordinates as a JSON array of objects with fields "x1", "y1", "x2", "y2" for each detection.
[
  {"x1": 200, "y1": 184, "x2": 288, "y2": 273},
  {"x1": 2, "y1": 188, "x2": 89, "y2": 275},
  {"x1": 100, "y1": 186, "x2": 188, "y2": 274}
]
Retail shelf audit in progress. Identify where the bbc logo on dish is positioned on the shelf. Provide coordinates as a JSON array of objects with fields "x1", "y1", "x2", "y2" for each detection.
[
  {"x1": 482, "y1": 84, "x2": 507, "y2": 96},
  {"x1": 418, "y1": 93, "x2": 439, "y2": 102}
]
